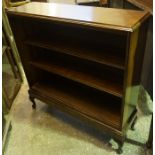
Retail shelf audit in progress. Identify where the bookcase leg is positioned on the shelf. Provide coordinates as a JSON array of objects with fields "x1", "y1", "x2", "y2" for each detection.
[
  {"x1": 116, "y1": 140, "x2": 124, "y2": 154},
  {"x1": 131, "y1": 116, "x2": 137, "y2": 130},
  {"x1": 113, "y1": 137, "x2": 125, "y2": 154},
  {"x1": 29, "y1": 96, "x2": 36, "y2": 109}
]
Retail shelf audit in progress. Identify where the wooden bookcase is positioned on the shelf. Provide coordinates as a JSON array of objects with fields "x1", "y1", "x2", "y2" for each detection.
[{"x1": 6, "y1": 2, "x2": 150, "y2": 153}]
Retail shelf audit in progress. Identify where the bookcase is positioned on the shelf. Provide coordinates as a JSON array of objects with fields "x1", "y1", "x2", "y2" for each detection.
[{"x1": 6, "y1": 2, "x2": 150, "y2": 153}]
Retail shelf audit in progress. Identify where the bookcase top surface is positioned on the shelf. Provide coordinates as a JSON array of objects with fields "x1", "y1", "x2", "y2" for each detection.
[{"x1": 7, "y1": 2, "x2": 149, "y2": 32}]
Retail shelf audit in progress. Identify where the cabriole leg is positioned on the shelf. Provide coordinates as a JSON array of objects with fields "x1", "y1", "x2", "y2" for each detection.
[
  {"x1": 29, "y1": 96, "x2": 36, "y2": 109},
  {"x1": 113, "y1": 137, "x2": 125, "y2": 154},
  {"x1": 117, "y1": 141, "x2": 123, "y2": 154}
]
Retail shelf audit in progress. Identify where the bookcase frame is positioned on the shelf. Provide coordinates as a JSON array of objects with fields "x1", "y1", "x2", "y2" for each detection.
[{"x1": 6, "y1": 2, "x2": 150, "y2": 153}]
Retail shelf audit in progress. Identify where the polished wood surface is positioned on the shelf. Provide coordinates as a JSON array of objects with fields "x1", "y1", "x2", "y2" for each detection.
[
  {"x1": 122, "y1": 18, "x2": 149, "y2": 127},
  {"x1": 127, "y1": 0, "x2": 152, "y2": 14},
  {"x1": 7, "y1": 2, "x2": 149, "y2": 31},
  {"x1": 7, "y1": 3, "x2": 150, "y2": 152}
]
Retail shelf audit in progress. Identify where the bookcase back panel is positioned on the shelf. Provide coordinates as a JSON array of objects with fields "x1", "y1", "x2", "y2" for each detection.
[
  {"x1": 21, "y1": 17, "x2": 127, "y2": 57},
  {"x1": 30, "y1": 46, "x2": 124, "y2": 82}
]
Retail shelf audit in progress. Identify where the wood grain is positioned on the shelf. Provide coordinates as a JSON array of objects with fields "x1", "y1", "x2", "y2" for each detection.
[
  {"x1": 6, "y1": 2, "x2": 149, "y2": 32},
  {"x1": 29, "y1": 60, "x2": 123, "y2": 97}
]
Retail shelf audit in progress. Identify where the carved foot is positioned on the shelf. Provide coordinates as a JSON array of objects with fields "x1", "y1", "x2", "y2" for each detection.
[
  {"x1": 29, "y1": 96, "x2": 36, "y2": 109},
  {"x1": 115, "y1": 139, "x2": 124, "y2": 154},
  {"x1": 117, "y1": 146, "x2": 123, "y2": 154},
  {"x1": 32, "y1": 102, "x2": 36, "y2": 109},
  {"x1": 131, "y1": 116, "x2": 137, "y2": 130}
]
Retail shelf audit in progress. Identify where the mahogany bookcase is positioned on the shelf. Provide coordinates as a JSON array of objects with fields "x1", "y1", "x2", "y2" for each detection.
[{"x1": 6, "y1": 2, "x2": 150, "y2": 153}]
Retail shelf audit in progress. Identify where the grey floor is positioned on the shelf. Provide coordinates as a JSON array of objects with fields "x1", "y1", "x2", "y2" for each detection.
[{"x1": 3, "y1": 77, "x2": 152, "y2": 155}]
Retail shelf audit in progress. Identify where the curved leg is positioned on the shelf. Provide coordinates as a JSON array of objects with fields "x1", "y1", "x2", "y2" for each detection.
[
  {"x1": 113, "y1": 138, "x2": 125, "y2": 154},
  {"x1": 29, "y1": 96, "x2": 36, "y2": 109},
  {"x1": 131, "y1": 116, "x2": 137, "y2": 130},
  {"x1": 116, "y1": 141, "x2": 123, "y2": 154}
]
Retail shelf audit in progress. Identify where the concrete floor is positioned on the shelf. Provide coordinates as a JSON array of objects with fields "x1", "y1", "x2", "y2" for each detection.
[{"x1": 3, "y1": 78, "x2": 152, "y2": 155}]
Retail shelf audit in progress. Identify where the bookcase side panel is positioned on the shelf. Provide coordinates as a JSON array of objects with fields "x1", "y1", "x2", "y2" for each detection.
[
  {"x1": 7, "y1": 15, "x2": 39, "y2": 87},
  {"x1": 122, "y1": 20, "x2": 149, "y2": 130},
  {"x1": 121, "y1": 28, "x2": 139, "y2": 130}
]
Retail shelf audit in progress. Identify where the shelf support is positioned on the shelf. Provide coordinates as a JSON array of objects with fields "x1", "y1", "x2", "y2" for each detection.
[{"x1": 113, "y1": 136, "x2": 126, "y2": 154}]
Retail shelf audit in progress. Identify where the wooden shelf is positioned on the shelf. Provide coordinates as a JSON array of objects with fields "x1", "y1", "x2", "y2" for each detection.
[
  {"x1": 32, "y1": 80, "x2": 121, "y2": 129},
  {"x1": 29, "y1": 60, "x2": 123, "y2": 97},
  {"x1": 25, "y1": 39, "x2": 125, "y2": 70}
]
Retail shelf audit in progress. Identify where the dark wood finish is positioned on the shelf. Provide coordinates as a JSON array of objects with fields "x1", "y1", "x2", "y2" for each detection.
[
  {"x1": 121, "y1": 21, "x2": 147, "y2": 128},
  {"x1": 6, "y1": 2, "x2": 149, "y2": 31},
  {"x1": 6, "y1": 2, "x2": 150, "y2": 153},
  {"x1": 124, "y1": 0, "x2": 153, "y2": 101},
  {"x1": 29, "y1": 95, "x2": 36, "y2": 109},
  {"x1": 29, "y1": 60, "x2": 123, "y2": 97},
  {"x1": 141, "y1": 16, "x2": 153, "y2": 99},
  {"x1": 31, "y1": 76, "x2": 122, "y2": 129},
  {"x1": 25, "y1": 39, "x2": 125, "y2": 70}
]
